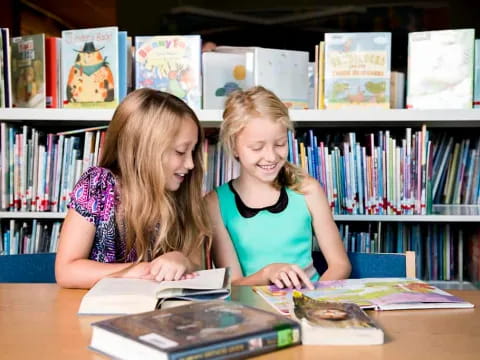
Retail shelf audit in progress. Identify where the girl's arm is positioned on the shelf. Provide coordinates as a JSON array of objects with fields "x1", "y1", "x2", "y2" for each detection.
[
  {"x1": 55, "y1": 209, "x2": 151, "y2": 289},
  {"x1": 303, "y1": 177, "x2": 352, "y2": 280},
  {"x1": 205, "y1": 191, "x2": 313, "y2": 289}
]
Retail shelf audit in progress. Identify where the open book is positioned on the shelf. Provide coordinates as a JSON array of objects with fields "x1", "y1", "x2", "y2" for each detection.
[
  {"x1": 78, "y1": 268, "x2": 230, "y2": 315},
  {"x1": 254, "y1": 278, "x2": 474, "y2": 315},
  {"x1": 292, "y1": 291, "x2": 384, "y2": 345}
]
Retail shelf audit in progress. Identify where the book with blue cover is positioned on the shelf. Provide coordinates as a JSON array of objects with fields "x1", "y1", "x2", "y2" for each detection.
[
  {"x1": 324, "y1": 32, "x2": 391, "y2": 109},
  {"x1": 474, "y1": 39, "x2": 480, "y2": 108}
]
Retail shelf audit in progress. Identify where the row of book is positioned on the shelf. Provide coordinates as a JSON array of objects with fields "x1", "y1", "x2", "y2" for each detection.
[
  {"x1": 2, "y1": 122, "x2": 480, "y2": 213},
  {"x1": 1, "y1": 27, "x2": 479, "y2": 110},
  {"x1": 0, "y1": 219, "x2": 61, "y2": 255},
  {"x1": 0, "y1": 123, "x2": 107, "y2": 212},
  {"x1": 315, "y1": 30, "x2": 480, "y2": 109}
]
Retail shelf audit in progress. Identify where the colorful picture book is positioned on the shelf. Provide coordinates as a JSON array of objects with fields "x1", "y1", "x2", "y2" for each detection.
[
  {"x1": 324, "y1": 32, "x2": 391, "y2": 109},
  {"x1": 253, "y1": 278, "x2": 474, "y2": 315},
  {"x1": 292, "y1": 291, "x2": 384, "y2": 345},
  {"x1": 214, "y1": 46, "x2": 310, "y2": 109},
  {"x1": 135, "y1": 35, "x2": 202, "y2": 109},
  {"x1": 89, "y1": 300, "x2": 300, "y2": 360},
  {"x1": 407, "y1": 28, "x2": 475, "y2": 109},
  {"x1": 11, "y1": 34, "x2": 46, "y2": 108},
  {"x1": 78, "y1": 268, "x2": 230, "y2": 315},
  {"x1": 62, "y1": 26, "x2": 119, "y2": 108}
]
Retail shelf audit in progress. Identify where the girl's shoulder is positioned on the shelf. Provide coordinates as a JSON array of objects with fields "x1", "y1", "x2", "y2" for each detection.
[
  {"x1": 290, "y1": 176, "x2": 322, "y2": 196},
  {"x1": 77, "y1": 166, "x2": 116, "y2": 187}
]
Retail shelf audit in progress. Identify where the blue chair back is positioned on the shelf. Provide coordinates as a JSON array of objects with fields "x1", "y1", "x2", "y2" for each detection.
[
  {"x1": 0, "y1": 253, "x2": 56, "y2": 283},
  {"x1": 312, "y1": 251, "x2": 415, "y2": 279}
]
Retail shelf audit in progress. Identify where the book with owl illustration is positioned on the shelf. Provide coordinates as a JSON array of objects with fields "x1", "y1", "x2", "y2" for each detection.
[
  {"x1": 324, "y1": 32, "x2": 391, "y2": 109},
  {"x1": 11, "y1": 34, "x2": 46, "y2": 108},
  {"x1": 135, "y1": 35, "x2": 202, "y2": 109},
  {"x1": 202, "y1": 51, "x2": 253, "y2": 109},
  {"x1": 292, "y1": 291, "x2": 384, "y2": 345},
  {"x1": 61, "y1": 26, "x2": 119, "y2": 108},
  {"x1": 407, "y1": 29, "x2": 475, "y2": 109},
  {"x1": 89, "y1": 300, "x2": 300, "y2": 360}
]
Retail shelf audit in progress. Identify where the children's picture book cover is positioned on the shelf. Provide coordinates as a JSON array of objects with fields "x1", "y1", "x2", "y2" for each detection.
[
  {"x1": 292, "y1": 291, "x2": 384, "y2": 345},
  {"x1": 61, "y1": 26, "x2": 119, "y2": 108},
  {"x1": 135, "y1": 35, "x2": 202, "y2": 109},
  {"x1": 407, "y1": 29, "x2": 475, "y2": 109},
  {"x1": 202, "y1": 51, "x2": 253, "y2": 109},
  {"x1": 89, "y1": 300, "x2": 300, "y2": 360},
  {"x1": 324, "y1": 32, "x2": 391, "y2": 109},
  {"x1": 11, "y1": 34, "x2": 46, "y2": 108},
  {"x1": 254, "y1": 278, "x2": 474, "y2": 315}
]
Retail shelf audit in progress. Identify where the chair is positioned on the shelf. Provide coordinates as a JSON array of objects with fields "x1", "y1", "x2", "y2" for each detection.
[
  {"x1": 0, "y1": 253, "x2": 56, "y2": 283},
  {"x1": 312, "y1": 251, "x2": 416, "y2": 279}
]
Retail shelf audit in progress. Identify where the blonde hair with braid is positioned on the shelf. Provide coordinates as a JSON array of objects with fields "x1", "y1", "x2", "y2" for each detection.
[{"x1": 220, "y1": 86, "x2": 305, "y2": 191}]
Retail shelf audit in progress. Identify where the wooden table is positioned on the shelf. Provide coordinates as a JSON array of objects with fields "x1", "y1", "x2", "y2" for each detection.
[{"x1": 0, "y1": 284, "x2": 479, "y2": 360}]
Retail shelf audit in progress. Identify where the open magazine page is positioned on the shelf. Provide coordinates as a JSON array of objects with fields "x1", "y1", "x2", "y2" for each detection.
[{"x1": 253, "y1": 278, "x2": 474, "y2": 315}]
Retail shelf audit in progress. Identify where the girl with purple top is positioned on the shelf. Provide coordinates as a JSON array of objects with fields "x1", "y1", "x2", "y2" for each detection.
[{"x1": 55, "y1": 88, "x2": 211, "y2": 289}]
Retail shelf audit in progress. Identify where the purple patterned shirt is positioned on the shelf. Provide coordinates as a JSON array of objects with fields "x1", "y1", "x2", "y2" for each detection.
[{"x1": 67, "y1": 166, "x2": 136, "y2": 263}]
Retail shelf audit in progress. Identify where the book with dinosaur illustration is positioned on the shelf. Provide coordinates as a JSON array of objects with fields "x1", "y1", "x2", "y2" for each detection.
[
  {"x1": 253, "y1": 278, "x2": 473, "y2": 315},
  {"x1": 135, "y1": 35, "x2": 202, "y2": 109},
  {"x1": 324, "y1": 32, "x2": 391, "y2": 109},
  {"x1": 61, "y1": 26, "x2": 119, "y2": 108},
  {"x1": 407, "y1": 29, "x2": 475, "y2": 109}
]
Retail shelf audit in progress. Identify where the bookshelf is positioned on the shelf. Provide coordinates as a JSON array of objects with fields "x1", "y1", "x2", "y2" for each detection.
[{"x1": 1, "y1": 108, "x2": 480, "y2": 288}]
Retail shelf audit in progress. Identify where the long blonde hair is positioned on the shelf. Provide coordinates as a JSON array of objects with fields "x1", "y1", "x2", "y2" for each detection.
[
  {"x1": 100, "y1": 88, "x2": 211, "y2": 262},
  {"x1": 221, "y1": 86, "x2": 305, "y2": 191}
]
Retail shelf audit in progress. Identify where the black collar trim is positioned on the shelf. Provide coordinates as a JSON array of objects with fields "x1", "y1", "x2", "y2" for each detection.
[{"x1": 228, "y1": 180, "x2": 288, "y2": 218}]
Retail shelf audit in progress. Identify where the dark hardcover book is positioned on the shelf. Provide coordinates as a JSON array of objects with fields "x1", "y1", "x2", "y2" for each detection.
[{"x1": 89, "y1": 300, "x2": 300, "y2": 360}]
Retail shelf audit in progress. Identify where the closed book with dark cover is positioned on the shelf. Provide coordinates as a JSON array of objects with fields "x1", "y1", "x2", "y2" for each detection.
[{"x1": 90, "y1": 300, "x2": 301, "y2": 360}]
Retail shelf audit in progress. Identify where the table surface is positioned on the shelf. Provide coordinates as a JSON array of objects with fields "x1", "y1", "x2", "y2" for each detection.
[{"x1": 1, "y1": 284, "x2": 479, "y2": 360}]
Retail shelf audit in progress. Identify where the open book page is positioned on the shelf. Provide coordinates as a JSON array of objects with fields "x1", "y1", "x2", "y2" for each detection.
[
  {"x1": 253, "y1": 278, "x2": 474, "y2": 315},
  {"x1": 78, "y1": 268, "x2": 228, "y2": 315}
]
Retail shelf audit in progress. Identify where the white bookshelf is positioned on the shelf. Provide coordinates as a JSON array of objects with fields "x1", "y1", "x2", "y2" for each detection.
[
  {"x1": 2, "y1": 108, "x2": 480, "y2": 127},
  {"x1": 2, "y1": 205, "x2": 480, "y2": 221}
]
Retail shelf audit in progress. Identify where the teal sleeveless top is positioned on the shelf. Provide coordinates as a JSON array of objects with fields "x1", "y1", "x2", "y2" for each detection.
[{"x1": 216, "y1": 182, "x2": 319, "y2": 281}]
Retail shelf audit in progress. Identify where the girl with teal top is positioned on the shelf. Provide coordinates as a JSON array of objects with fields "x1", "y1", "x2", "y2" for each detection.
[{"x1": 206, "y1": 86, "x2": 351, "y2": 290}]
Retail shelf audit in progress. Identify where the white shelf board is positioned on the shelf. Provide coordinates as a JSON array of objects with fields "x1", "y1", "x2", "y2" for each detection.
[
  {"x1": 0, "y1": 212, "x2": 66, "y2": 219},
  {"x1": 334, "y1": 214, "x2": 480, "y2": 222},
  {"x1": 1, "y1": 108, "x2": 479, "y2": 127}
]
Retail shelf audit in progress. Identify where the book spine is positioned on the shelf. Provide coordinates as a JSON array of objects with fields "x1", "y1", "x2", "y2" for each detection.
[{"x1": 171, "y1": 327, "x2": 300, "y2": 360}]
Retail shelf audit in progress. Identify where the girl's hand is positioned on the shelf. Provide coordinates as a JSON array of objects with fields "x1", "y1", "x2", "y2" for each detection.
[
  {"x1": 262, "y1": 263, "x2": 314, "y2": 290},
  {"x1": 147, "y1": 251, "x2": 192, "y2": 282}
]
